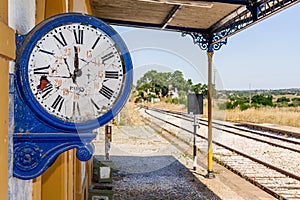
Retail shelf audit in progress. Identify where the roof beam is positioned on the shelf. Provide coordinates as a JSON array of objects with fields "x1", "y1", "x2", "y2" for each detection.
[
  {"x1": 162, "y1": 5, "x2": 182, "y2": 29},
  {"x1": 138, "y1": 0, "x2": 251, "y2": 6},
  {"x1": 102, "y1": 18, "x2": 207, "y2": 33}
]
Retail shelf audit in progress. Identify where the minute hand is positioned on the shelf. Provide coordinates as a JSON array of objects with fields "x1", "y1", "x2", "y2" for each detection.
[
  {"x1": 73, "y1": 46, "x2": 82, "y2": 82},
  {"x1": 74, "y1": 46, "x2": 79, "y2": 71}
]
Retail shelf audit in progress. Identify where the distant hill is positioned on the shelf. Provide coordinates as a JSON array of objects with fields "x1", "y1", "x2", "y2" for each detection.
[{"x1": 218, "y1": 88, "x2": 300, "y2": 97}]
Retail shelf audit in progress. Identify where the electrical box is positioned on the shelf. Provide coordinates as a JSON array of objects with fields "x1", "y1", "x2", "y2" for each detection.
[
  {"x1": 93, "y1": 158, "x2": 113, "y2": 183},
  {"x1": 188, "y1": 94, "x2": 203, "y2": 114},
  {"x1": 88, "y1": 184, "x2": 113, "y2": 200}
]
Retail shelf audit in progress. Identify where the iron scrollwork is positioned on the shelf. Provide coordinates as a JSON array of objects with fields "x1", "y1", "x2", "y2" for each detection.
[
  {"x1": 13, "y1": 133, "x2": 95, "y2": 180},
  {"x1": 182, "y1": 32, "x2": 227, "y2": 51}
]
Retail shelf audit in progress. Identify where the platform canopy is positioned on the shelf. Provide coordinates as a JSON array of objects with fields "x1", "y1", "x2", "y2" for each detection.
[{"x1": 90, "y1": 0, "x2": 299, "y2": 45}]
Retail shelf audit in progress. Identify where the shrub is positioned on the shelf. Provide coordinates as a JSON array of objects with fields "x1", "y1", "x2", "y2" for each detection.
[
  {"x1": 276, "y1": 96, "x2": 290, "y2": 103},
  {"x1": 171, "y1": 98, "x2": 179, "y2": 104},
  {"x1": 239, "y1": 103, "x2": 250, "y2": 111}
]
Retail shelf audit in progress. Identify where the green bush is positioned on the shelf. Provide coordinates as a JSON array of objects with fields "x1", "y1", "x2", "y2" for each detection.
[
  {"x1": 239, "y1": 103, "x2": 250, "y2": 111},
  {"x1": 276, "y1": 96, "x2": 290, "y2": 103},
  {"x1": 171, "y1": 98, "x2": 179, "y2": 104},
  {"x1": 251, "y1": 95, "x2": 273, "y2": 106}
]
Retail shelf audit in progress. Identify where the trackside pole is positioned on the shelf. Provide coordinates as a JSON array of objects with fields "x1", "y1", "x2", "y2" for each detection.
[
  {"x1": 206, "y1": 45, "x2": 215, "y2": 178},
  {"x1": 193, "y1": 114, "x2": 197, "y2": 171},
  {"x1": 105, "y1": 125, "x2": 112, "y2": 161}
]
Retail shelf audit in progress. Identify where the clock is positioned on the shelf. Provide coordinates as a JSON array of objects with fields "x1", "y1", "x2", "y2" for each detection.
[{"x1": 16, "y1": 13, "x2": 133, "y2": 132}]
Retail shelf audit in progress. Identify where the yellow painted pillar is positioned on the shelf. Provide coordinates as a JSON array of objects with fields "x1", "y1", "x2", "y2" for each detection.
[
  {"x1": 0, "y1": 0, "x2": 15, "y2": 199},
  {"x1": 67, "y1": 149, "x2": 75, "y2": 200},
  {"x1": 206, "y1": 46, "x2": 215, "y2": 178},
  {"x1": 45, "y1": 0, "x2": 66, "y2": 18},
  {"x1": 75, "y1": 150, "x2": 84, "y2": 200},
  {"x1": 41, "y1": 153, "x2": 68, "y2": 200},
  {"x1": 32, "y1": 177, "x2": 42, "y2": 200},
  {"x1": 36, "y1": 0, "x2": 46, "y2": 25},
  {"x1": 0, "y1": 58, "x2": 9, "y2": 200}
]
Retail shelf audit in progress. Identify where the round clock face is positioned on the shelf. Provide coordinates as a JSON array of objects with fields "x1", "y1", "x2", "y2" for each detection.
[
  {"x1": 27, "y1": 23, "x2": 125, "y2": 122},
  {"x1": 15, "y1": 12, "x2": 135, "y2": 130}
]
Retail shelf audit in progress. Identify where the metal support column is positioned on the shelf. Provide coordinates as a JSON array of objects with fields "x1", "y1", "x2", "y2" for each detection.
[
  {"x1": 193, "y1": 114, "x2": 197, "y2": 171},
  {"x1": 206, "y1": 44, "x2": 215, "y2": 178}
]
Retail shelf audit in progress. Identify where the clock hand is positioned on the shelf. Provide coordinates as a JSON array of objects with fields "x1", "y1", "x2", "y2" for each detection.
[
  {"x1": 73, "y1": 46, "x2": 82, "y2": 83},
  {"x1": 74, "y1": 46, "x2": 79, "y2": 71},
  {"x1": 78, "y1": 45, "x2": 116, "y2": 70},
  {"x1": 63, "y1": 57, "x2": 74, "y2": 80}
]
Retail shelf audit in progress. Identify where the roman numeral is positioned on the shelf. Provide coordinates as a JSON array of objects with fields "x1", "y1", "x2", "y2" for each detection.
[
  {"x1": 91, "y1": 35, "x2": 101, "y2": 49},
  {"x1": 54, "y1": 32, "x2": 67, "y2": 47},
  {"x1": 72, "y1": 101, "x2": 81, "y2": 116},
  {"x1": 101, "y1": 52, "x2": 114, "y2": 62},
  {"x1": 39, "y1": 49, "x2": 54, "y2": 55},
  {"x1": 91, "y1": 98, "x2": 100, "y2": 110},
  {"x1": 34, "y1": 65, "x2": 50, "y2": 74},
  {"x1": 73, "y1": 29, "x2": 83, "y2": 44},
  {"x1": 51, "y1": 95, "x2": 64, "y2": 112},
  {"x1": 99, "y1": 85, "x2": 114, "y2": 99},
  {"x1": 41, "y1": 84, "x2": 54, "y2": 98},
  {"x1": 105, "y1": 71, "x2": 119, "y2": 79}
]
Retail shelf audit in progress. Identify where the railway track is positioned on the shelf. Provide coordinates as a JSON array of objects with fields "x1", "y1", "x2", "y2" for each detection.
[{"x1": 139, "y1": 106, "x2": 300, "y2": 200}]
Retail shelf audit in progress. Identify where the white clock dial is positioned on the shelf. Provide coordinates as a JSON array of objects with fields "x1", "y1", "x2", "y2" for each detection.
[{"x1": 27, "y1": 23, "x2": 125, "y2": 122}]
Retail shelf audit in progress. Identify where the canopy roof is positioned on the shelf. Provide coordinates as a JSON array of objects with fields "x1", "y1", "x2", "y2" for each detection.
[{"x1": 90, "y1": 0, "x2": 299, "y2": 44}]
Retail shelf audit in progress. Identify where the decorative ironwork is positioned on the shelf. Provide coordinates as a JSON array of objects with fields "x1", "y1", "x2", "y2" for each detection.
[
  {"x1": 13, "y1": 133, "x2": 95, "y2": 180},
  {"x1": 182, "y1": 32, "x2": 227, "y2": 51},
  {"x1": 210, "y1": 0, "x2": 299, "y2": 43},
  {"x1": 183, "y1": 0, "x2": 299, "y2": 49}
]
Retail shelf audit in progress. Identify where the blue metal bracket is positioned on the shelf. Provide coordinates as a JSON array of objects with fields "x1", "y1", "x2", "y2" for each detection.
[
  {"x1": 182, "y1": 32, "x2": 227, "y2": 51},
  {"x1": 13, "y1": 133, "x2": 95, "y2": 180}
]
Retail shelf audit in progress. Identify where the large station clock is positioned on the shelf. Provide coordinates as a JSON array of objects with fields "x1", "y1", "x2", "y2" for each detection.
[{"x1": 16, "y1": 13, "x2": 133, "y2": 132}]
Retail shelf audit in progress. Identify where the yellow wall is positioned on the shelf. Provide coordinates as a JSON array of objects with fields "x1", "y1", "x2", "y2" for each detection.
[
  {"x1": 0, "y1": 58, "x2": 9, "y2": 200},
  {"x1": 0, "y1": 0, "x2": 15, "y2": 200}
]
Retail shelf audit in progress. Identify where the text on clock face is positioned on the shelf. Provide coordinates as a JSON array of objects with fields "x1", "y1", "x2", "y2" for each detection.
[{"x1": 27, "y1": 23, "x2": 126, "y2": 122}]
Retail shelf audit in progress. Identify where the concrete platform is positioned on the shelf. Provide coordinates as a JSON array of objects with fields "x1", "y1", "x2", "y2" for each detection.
[{"x1": 93, "y1": 125, "x2": 276, "y2": 200}]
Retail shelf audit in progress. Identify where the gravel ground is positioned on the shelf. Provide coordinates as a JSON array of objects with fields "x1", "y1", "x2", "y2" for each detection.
[
  {"x1": 93, "y1": 125, "x2": 221, "y2": 200},
  {"x1": 112, "y1": 160, "x2": 220, "y2": 200}
]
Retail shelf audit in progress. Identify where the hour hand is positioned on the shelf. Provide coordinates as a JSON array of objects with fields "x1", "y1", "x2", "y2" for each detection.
[
  {"x1": 74, "y1": 46, "x2": 79, "y2": 70},
  {"x1": 73, "y1": 46, "x2": 82, "y2": 78},
  {"x1": 63, "y1": 58, "x2": 72, "y2": 76},
  {"x1": 63, "y1": 57, "x2": 76, "y2": 83}
]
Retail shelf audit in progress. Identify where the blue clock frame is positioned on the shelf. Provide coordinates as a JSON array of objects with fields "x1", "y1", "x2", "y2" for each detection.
[{"x1": 14, "y1": 13, "x2": 133, "y2": 179}]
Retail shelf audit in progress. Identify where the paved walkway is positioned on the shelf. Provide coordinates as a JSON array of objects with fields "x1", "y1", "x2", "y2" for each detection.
[{"x1": 93, "y1": 125, "x2": 276, "y2": 200}]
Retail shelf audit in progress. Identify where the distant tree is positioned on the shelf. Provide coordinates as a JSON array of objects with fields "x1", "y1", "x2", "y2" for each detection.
[
  {"x1": 290, "y1": 97, "x2": 300, "y2": 107},
  {"x1": 251, "y1": 94, "x2": 273, "y2": 106},
  {"x1": 191, "y1": 83, "x2": 208, "y2": 97},
  {"x1": 135, "y1": 69, "x2": 208, "y2": 103},
  {"x1": 276, "y1": 96, "x2": 290, "y2": 103}
]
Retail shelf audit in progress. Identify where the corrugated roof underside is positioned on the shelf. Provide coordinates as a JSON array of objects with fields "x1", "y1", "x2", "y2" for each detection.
[{"x1": 90, "y1": 0, "x2": 240, "y2": 30}]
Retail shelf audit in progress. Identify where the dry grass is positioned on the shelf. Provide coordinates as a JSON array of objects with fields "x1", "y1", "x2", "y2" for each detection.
[
  {"x1": 139, "y1": 100, "x2": 300, "y2": 128},
  {"x1": 143, "y1": 102, "x2": 186, "y2": 112},
  {"x1": 213, "y1": 106, "x2": 300, "y2": 128},
  {"x1": 118, "y1": 102, "x2": 146, "y2": 126},
  {"x1": 121, "y1": 98, "x2": 300, "y2": 128}
]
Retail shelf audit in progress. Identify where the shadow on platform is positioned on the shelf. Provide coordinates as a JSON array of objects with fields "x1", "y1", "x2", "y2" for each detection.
[{"x1": 93, "y1": 155, "x2": 221, "y2": 200}]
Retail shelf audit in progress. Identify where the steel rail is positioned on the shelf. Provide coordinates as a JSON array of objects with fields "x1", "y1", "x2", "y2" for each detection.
[
  {"x1": 143, "y1": 108, "x2": 300, "y2": 181},
  {"x1": 141, "y1": 108, "x2": 288, "y2": 200},
  {"x1": 144, "y1": 106, "x2": 300, "y2": 149}
]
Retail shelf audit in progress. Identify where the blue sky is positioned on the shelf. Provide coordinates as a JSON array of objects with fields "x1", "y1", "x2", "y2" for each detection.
[{"x1": 114, "y1": 3, "x2": 300, "y2": 90}]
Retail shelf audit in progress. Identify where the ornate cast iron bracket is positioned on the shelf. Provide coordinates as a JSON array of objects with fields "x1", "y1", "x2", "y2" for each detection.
[
  {"x1": 182, "y1": 32, "x2": 227, "y2": 51},
  {"x1": 13, "y1": 133, "x2": 95, "y2": 180}
]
